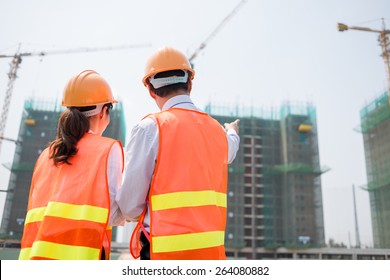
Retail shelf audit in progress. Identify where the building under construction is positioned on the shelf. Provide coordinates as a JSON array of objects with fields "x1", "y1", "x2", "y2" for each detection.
[
  {"x1": 205, "y1": 102, "x2": 328, "y2": 259},
  {"x1": 359, "y1": 91, "x2": 390, "y2": 248},
  {"x1": 0, "y1": 98, "x2": 126, "y2": 240}
]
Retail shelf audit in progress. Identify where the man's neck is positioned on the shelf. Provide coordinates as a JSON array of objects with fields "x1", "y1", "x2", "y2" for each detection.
[{"x1": 158, "y1": 91, "x2": 189, "y2": 110}]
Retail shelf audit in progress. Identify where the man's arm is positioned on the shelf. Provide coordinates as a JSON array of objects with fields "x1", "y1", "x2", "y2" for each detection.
[
  {"x1": 224, "y1": 119, "x2": 240, "y2": 164},
  {"x1": 115, "y1": 117, "x2": 158, "y2": 221}
]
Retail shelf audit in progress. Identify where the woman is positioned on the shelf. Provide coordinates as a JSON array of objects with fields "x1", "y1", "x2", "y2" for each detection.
[{"x1": 18, "y1": 70, "x2": 124, "y2": 260}]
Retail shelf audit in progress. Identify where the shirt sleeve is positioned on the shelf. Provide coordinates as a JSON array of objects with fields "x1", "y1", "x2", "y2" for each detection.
[
  {"x1": 107, "y1": 141, "x2": 125, "y2": 226},
  {"x1": 115, "y1": 117, "x2": 158, "y2": 221},
  {"x1": 226, "y1": 129, "x2": 240, "y2": 164}
]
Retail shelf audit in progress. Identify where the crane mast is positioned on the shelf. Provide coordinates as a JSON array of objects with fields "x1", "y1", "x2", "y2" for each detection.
[
  {"x1": 0, "y1": 54, "x2": 22, "y2": 152},
  {"x1": 189, "y1": 0, "x2": 247, "y2": 63},
  {"x1": 0, "y1": 43, "x2": 150, "y2": 155},
  {"x1": 338, "y1": 19, "x2": 390, "y2": 101}
]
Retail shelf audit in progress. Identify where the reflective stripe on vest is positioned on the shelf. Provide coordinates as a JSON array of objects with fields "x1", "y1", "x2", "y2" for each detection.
[
  {"x1": 19, "y1": 133, "x2": 122, "y2": 260},
  {"x1": 153, "y1": 231, "x2": 225, "y2": 253},
  {"x1": 151, "y1": 190, "x2": 226, "y2": 211},
  {"x1": 19, "y1": 224, "x2": 113, "y2": 260},
  {"x1": 24, "y1": 202, "x2": 108, "y2": 224},
  {"x1": 150, "y1": 109, "x2": 228, "y2": 260},
  {"x1": 19, "y1": 241, "x2": 101, "y2": 260}
]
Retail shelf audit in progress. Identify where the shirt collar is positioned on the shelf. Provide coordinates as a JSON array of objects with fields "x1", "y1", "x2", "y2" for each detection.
[{"x1": 162, "y1": 94, "x2": 193, "y2": 111}]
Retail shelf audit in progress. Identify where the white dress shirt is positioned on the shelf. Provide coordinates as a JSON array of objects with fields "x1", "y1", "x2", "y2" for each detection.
[
  {"x1": 114, "y1": 95, "x2": 240, "y2": 230},
  {"x1": 85, "y1": 131, "x2": 124, "y2": 226},
  {"x1": 107, "y1": 141, "x2": 125, "y2": 226}
]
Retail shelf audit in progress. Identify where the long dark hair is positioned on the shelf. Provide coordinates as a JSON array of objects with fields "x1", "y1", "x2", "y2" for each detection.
[{"x1": 49, "y1": 107, "x2": 90, "y2": 166}]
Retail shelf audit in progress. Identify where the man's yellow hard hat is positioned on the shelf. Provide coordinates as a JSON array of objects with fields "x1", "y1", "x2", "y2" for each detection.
[{"x1": 142, "y1": 46, "x2": 195, "y2": 87}]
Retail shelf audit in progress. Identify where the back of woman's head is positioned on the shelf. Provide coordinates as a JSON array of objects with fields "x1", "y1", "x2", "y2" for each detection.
[
  {"x1": 50, "y1": 70, "x2": 117, "y2": 165},
  {"x1": 49, "y1": 107, "x2": 90, "y2": 166}
]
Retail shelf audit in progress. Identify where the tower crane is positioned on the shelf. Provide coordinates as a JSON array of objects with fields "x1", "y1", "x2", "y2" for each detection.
[
  {"x1": 188, "y1": 0, "x2": 248, "y2": 64},
  {"x1": 338, "y1": 19, "x2": 390, "y2": 101},
  {"x1": 0, "y1": 43, "x2": 150, "y2": 154}
]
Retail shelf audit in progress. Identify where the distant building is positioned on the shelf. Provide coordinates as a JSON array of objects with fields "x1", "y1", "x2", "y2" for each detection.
[
  {"x1": 0, "y1": 98, "x2": 126, "y2": 240},
  {"x1": 359, "y1": 91, "x2": 390, "y2": 248},
  {"x1": 205, "y1": 102, "x2": 328, "y2": 259}
]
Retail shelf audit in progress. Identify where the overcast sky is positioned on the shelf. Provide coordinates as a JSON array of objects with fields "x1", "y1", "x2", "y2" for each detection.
[{"x1": 0, "y1": 0, "x2": 389, "y2": 247}]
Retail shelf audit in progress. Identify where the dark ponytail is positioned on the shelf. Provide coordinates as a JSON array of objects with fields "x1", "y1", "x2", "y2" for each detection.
[{"x1": 49, "y1": 107, "x2": 90, "y2": 166}]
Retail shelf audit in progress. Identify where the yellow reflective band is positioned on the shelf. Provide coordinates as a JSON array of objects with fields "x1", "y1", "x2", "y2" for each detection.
[
  {"x1": 25, "y1": 207, "x2": 46, "y2": 224},
  {"x1": 152, "y1": 231, "x2": 225, "y2": 253},
  {"x1": 27, "y1": 241, "x2": 100, "y2": 260},
  {"x1": 25, "y1": 202, "x2": 108, "y2": 224},
  {"x1": 151, "y1": 190, "x2": 226, "y2": 211},
  {"x1": 18, "y1": 248, "x2": 31, "y2": 260}
]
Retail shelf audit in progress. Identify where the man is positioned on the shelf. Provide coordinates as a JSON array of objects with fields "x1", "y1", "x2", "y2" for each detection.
[{"x1": 116, "y1": 46, "x2": 239, "y2": 260}]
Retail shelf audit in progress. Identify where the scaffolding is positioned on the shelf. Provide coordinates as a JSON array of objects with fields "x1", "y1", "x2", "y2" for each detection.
[
  {"x1": 360, "y1": 91, "x2": 390, "y2": 192},
  {"x1": 204, "y1": 102, "x2": 280, "y2": 120},
  {"x1": 207, "y1": 102, "x2": 326, "y2": 259},
  {"x1": 359, "y1": 91, "x2": 390, "y2": 248},
  {"x1": 271, "y1": 163, "x2": 330, "y2": 176},
  {"x1": 359, "y1": 91, "x2": 390, "y2": 134}
]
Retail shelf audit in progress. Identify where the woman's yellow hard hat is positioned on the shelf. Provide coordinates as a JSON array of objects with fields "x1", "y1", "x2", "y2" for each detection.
[{"x1": 62, "y1": 70, "x2": 117, "y2": 107}]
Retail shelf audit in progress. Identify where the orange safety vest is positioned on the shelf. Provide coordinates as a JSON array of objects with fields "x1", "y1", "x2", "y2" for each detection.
[
  {"x1": 19, "y1": 133, "x2": 123, "y2": 260},
  {"x1": 131, "y1": 108, "x2": 228, "y2": 260}
]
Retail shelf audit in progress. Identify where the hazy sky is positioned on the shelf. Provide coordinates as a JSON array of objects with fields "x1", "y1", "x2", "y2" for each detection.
[{"x1": 0, "y1": 0, "x2": 389, "y2": 247}]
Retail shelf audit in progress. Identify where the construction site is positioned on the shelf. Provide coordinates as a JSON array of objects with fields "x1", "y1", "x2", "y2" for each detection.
[
  {"x1": 2, "y1": 98, "x2": 390, "y2": 260},
  {"x1": 205, "y1": 102, "x2": 328, "y2": 259},
  {"x1": 339, "y1": 18, "x2": 390, "y2": 249},
  {"x1": 1, "y1": 1, "x2": 390, "y2": 262},
  {"x1": 359, "y1": 92, "x2": 390, "y2": 248}
]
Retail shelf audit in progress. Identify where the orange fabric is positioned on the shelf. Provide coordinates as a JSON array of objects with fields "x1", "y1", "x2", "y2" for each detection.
[
  {"x1": 23, "y1": 217, "x2": 107, "y2": 248},
  {"x1": 19, "y1": 133, "x2": 122, "y2": 260},
  {"x1": 151, "y1": 206, "x2": 226, "y2": 237},
  {"x1": 130, "y1": 222, "x2": 142, "y2": 259},
  {"x1": 130, "y1": 206, "x2": 148, "y2": 259},
  {"x1": 148, "y1": 108, "x2": 228, "y2": 260}
]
